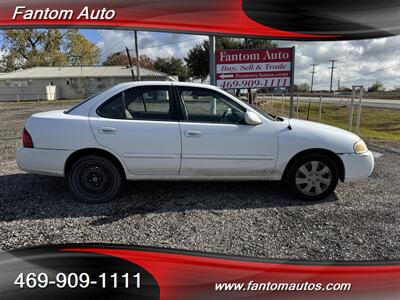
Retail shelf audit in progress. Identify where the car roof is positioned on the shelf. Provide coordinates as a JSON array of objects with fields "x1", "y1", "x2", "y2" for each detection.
[{"x1": 113, "y1": 81, "x2": 222, "y2": 91}]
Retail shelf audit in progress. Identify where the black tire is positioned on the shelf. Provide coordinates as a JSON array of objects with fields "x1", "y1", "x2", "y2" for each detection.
[
  {"x1": 68, "y1": 155, "x2": 122, "y2": 204},
  {"x1": 285, "y1": 153, "x2": 339, "y2": 201}
]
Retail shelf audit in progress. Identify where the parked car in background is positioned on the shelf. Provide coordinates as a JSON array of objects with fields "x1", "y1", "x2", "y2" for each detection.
[{"x1": 17, "y1": 82, "x2": 374, "y2": 203}]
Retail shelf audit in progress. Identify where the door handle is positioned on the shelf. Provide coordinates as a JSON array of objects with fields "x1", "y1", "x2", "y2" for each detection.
[
  {"x1": 98, "y1": 127, "x2": 117, "y2": 134},
  {"x1": 184, "y1": 130, "x2": 202, "y2": 137}
]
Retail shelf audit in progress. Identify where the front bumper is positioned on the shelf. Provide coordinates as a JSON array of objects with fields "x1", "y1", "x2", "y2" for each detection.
[
  {"x1": 16, "y1": 147, "x2": 73, "y2": 177},
  {"x1": 339, "y1": 151, "x2": 374, "y2": 183}
]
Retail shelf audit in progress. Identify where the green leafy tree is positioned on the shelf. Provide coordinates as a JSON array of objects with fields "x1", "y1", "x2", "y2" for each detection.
[
  {"x1": 185, "y1": 37, "x2": 277, "y2": 81},
  {"x1": 0, "y1": 29, "x2": 100, "y2": 71},
  {"x1": 64, "y1": 29, "x2": 100, "y2": 66},
  {"x1": 154, "y1": 57, "x2": 189, "y2": 81},
  {"x1": 368, "y1": 81, "x2": 385, "y2": 92},
  {"x1": 185, "y1": 40, "x2": 210, "y2": 82}
]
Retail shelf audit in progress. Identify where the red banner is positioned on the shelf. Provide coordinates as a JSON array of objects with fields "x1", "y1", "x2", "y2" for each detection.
[{"x1": 66, "y1": 246, "x2": 400, "y2": 300}]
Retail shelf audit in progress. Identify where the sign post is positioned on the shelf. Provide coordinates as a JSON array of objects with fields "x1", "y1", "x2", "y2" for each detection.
[
  {"x1": 209, "y1": 36, "x2": 216, "y2": 86},
  {"x1": 215, "y1": 47, "x2": 295, "y2": 115},
  {"x1": 289, "y1": 46, "x2": 295, "y2": 118}
]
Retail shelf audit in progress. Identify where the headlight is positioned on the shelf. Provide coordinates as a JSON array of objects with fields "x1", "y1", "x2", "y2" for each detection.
[{"x1": 354, "y1": 140, "x2": 368, "y2": 154}]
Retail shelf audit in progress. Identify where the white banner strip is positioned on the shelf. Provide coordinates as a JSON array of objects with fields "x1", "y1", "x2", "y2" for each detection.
[
  {"x1": 216, "y1": 62, "x2": 291, "y2": 74},
  {"x1": 217, "y1": 77, "x2": 291, "y2": 89}
]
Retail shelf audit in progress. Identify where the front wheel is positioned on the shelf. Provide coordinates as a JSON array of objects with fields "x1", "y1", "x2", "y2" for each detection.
[
  {"x1": 68, "y1": 155, "x2": 122, "y2": 204},
  {"x1": 285, "y1": 153, "x2": 339, "y2": 200}
]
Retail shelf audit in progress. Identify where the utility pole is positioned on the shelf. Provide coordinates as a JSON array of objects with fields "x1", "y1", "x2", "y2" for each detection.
[
  {"x1": 310, "y1": 64, "x2": 318, "y2": 92},
  {"x1": 338, "y1": 77, "x2": 341, "y2": 92},
  {"x1": 134, "y1": 30, "x2": 141, "y2": 81},
  {"x1": 329, "y1": 59, "x2": 337, "y2": 93},
  {"x1": 126, "y1": 47, "x2": 136, "y2": 81}
]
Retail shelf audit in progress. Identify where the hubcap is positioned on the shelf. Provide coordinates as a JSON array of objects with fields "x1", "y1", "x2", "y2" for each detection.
[
  {"x1": 79, "y1": 164, "x2": 111, "y2": 195},
  {"x1": 295, "y1": 160, "x2": 332, "y2": 196}
]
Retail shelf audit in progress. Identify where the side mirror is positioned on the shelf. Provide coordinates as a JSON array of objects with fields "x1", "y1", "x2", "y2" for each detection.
[{"x1": 245, "y1": 111, "x2": 262, "y2": 125}]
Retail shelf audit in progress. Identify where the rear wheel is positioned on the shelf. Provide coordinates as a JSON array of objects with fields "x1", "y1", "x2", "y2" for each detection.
[
  {"x1": 68, "y1": 155, "x2": 122, "y2": 204},
  {"x1": 285, "y1": 153, "x2": 339, "y2": 200}
]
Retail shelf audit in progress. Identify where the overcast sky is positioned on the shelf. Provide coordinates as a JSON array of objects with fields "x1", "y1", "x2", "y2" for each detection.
[
  {"x1": 2, "y1": 29, "x2": 399, "y2": 91},
  {"x1": 92, "y1": 29, "x2": 399, "y2": 91}
]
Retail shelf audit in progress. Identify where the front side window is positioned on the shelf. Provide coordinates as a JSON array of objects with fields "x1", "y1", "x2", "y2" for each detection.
[
  {"x1": 178, "y1": 87, "x2": 246, "y2": 124},
  {"x1": 97, "y1": 86, "x2": 173, "y2": 121}
]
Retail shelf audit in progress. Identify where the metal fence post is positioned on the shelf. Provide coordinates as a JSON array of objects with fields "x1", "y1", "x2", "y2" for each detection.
[
  {"x1": 296, "y1": 94, "x2": 300, "y2": 119},
  {"x1": 271, "y1": 94, "x2": 274, "y2": 114},
  {"x1": 318, "y1": 95, "x2": 323, "y2": 122},
  {"x1": 355, "y1": 87, "x2": 363, "y2": 134},
  {"x1": 281, "y1": 93, "x2": 285, "y2": 115},
  {"x1": 306, "y1": 98, "x2": 311, "y2": 120}
]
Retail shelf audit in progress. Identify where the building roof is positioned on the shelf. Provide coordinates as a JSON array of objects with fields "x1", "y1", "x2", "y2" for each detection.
[{"x1": 0, "y1": 65, "x2": 171, "y2": 80}]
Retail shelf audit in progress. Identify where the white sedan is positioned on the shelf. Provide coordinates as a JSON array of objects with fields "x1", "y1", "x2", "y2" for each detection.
[{"x1": 17, "y1": 82, "x2": 374, "y2": 203}]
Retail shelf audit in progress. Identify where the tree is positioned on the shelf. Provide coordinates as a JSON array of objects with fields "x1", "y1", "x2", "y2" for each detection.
[
  {"x1": 64, "y1": 29, "x2": 100, "y2": 66},
  {"x1": 185, "y1": 40, "x2": 210, "y2": 82},
  {"x1": 0, "y1": 29, "x2": 100, "y2": 71},
  {"x1": 103, "y1": 52, "x2": 155, "y2": 70},
  {"x1": 154, "y1": 57, "x2": 189, "y2": 81},
  {"x1": 338, "y1": 86, "x2": 352, "y2": 92},
  {"x1": 103, "y1": 52, "x2": 130, "y2": 66},
  {"x1": 368, "y1": 81, "x2": 385, "y2": 92},
  {"x1": 134, "y1": 55, "x2": 155, "y2": 70},
  {"x1": 294, "y1": 83, "x2": 310, "y2": 93},
  {"x1": 185, "y1": 37, "x2": 276, "y2": 82}
]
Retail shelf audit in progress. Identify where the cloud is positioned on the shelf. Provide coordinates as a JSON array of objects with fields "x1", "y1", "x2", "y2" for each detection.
[
  {"x1": 96, "y1": 29, "x2": 206, "y2": 61},
  {"x1": 96, "y1": 29, "x2": 400, "y2": 90},
  {"x1": 278, "y1": 36, "x2": 400, "y2": 90}
]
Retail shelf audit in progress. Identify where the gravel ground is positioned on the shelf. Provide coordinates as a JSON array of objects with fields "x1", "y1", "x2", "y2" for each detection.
[{"x1": 1, "y1": 101, "x2": 400, "y2": 260}]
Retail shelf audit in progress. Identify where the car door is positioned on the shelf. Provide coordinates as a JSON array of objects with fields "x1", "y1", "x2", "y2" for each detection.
[
  {"x1": 176, "y1": 86, "x2": 278, "y2": 177},
  {"x1": 90, "y1": 84, "x2": 181, "y2": 176}
]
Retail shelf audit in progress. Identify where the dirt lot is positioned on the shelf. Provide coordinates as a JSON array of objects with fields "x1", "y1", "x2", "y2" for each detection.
[{"x1": 1, "y1": 101, "x2": 400, "y2": 260}]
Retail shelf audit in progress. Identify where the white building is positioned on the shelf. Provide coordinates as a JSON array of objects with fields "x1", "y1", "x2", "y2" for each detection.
[{"x1": 0, "y1": 65, "x2": 177, "y2": 101}]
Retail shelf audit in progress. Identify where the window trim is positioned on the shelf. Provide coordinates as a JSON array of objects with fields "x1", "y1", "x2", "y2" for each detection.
[{"x1": 174, "y1": 86, "x2": 248, "y2": 125}]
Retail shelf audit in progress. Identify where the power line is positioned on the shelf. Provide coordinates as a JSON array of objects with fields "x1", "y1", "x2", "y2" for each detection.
[
  {"x1": 101, "y1": 35, "x2": 204, "y2": 60},
  {"x1": 356, "y1": 63, "x2": 400, "y2": 77},
  {"x1": 309, "y1": 62, "x2": 400, "y2": 88},
  {"x1": 101, "y1": 34, "x2": 132, "y2": 58},
  {"x1": 139, "y1": 37, "x2": 204, "y2": 50}
]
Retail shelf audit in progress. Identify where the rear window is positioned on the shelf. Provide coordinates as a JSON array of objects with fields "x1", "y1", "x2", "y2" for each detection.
[{"x1": 64, "y1": 90, "x2": 106, "y2": 114}]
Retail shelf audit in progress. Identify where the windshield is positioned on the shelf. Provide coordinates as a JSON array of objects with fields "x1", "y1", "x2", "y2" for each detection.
[{"x1": 233, "y1": 96, "x2": 277, "y2": 121}]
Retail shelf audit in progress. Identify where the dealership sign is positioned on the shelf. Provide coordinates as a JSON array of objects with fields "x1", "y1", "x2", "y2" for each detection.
[{"x1": 216, "y1": 48, "x2": 294, "y2": 89}]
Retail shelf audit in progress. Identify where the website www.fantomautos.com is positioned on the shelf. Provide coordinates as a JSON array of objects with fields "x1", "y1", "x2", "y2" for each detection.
[{"x1": 215, "y1": 281, "x2": 352, "y2": 292}]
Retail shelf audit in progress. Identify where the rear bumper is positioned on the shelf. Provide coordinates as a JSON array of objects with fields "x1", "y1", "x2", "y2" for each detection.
[
  {"x1": 16, "y1": 147, "x2": 73, "y2": 177},
  {"x1": 339, "y1": 151, "x2": 374, "y2": 182}
]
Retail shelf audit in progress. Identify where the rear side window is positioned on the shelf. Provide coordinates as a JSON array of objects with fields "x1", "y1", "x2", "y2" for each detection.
[
  {"x1": 97, "y1": 86, "x2": 173, "y2": 121},
  {"x1": 97, "y1": 93, "x2": 124, "y2": 119},
  {"x1": 125, "y1": 86, "x2": 172, "y2": 120}
]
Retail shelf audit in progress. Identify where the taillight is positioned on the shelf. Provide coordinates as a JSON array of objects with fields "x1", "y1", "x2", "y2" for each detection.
[{"x1": 22, "y1": 128, "x2": 34, "y2": 148}]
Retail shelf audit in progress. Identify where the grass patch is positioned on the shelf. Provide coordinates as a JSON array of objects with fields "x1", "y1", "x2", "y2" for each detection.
[{"x1": 257, "y1": 100, "x2": 400, "y2": 142}]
